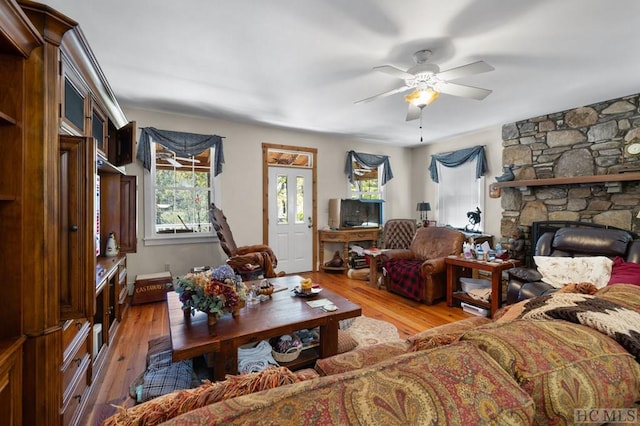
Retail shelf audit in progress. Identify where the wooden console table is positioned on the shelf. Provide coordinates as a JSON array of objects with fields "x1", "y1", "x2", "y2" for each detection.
[{"x1": 318, "y1": 228, "x2": 380, "y2": 273}]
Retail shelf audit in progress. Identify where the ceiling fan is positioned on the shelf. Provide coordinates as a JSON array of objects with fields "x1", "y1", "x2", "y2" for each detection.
[
  {"x1": 356, "y1": 49, "x2": 494, "y2": 121},
  {"x1": 156, "y1": 150, "x2": 200, "y2": 168}
]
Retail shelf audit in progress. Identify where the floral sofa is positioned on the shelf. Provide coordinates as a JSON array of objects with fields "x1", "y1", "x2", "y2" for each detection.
[{"x1": 105, "y1": 284, "x2": 640, "y2": 425}]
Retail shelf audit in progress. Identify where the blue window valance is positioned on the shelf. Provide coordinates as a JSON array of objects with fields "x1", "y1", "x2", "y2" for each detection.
[
  {"x1": 345, "y1": 150, "x2": 394, "y2": 186},
  {"x1": 136, "y1": 127, "x2": 225, "y2": 176},
  {"x1": 428, "y1": 145, "x2": 487, "y2": 183}
]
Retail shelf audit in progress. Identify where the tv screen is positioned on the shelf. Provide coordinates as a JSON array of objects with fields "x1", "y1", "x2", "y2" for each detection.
[{"x1": 340, "y1": 199, "x2": 382, "y2": 228}]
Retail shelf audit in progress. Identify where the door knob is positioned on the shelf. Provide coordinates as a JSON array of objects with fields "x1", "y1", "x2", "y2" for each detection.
[
  {"x1": 307, "y1": 216, "x2": 313, "y2": 228},
  {"x1": 70, "y1": 225, "x2": 78, "y2": 232}
]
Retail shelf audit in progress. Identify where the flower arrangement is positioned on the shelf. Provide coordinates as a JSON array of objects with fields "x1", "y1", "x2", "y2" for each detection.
[{"x1": 175, "y1": 265, "x2": 247, "y2": 321}]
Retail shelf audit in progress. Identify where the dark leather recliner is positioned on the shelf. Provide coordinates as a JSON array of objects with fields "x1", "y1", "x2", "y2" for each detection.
[{"x1": 506, "y1": 227, "x2": 640, "y2": 304}]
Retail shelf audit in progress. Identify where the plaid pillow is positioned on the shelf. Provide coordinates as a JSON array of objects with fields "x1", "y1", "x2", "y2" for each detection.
[{"x1": 140, "y1": 350, "x2": 194, "y2": 402}]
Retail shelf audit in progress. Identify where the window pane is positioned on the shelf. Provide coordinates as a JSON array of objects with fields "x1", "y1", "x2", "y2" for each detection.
[
  {"x1": 151, "y1": 143, "x2": 214, "y2": 235},
  {"x1": 437, "y1": 160, "x2": 484, "y2": 231},
  {"x1": 295, "y1": 176, "x2": 304, "y2": 223},
  {"x1": 277, "y1": 175, "x2": 288, "y2": 224},
  {"x1": 64, "y1": 78, "x2": 84, "y2": 131}
]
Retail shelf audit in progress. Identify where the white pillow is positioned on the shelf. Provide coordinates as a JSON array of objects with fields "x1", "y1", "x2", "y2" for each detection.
[{"x1": 533, "y1": 256, "x2": 613, "y2": 289}]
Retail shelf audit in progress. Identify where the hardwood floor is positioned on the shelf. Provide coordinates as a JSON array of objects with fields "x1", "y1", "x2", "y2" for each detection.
[{"x1": 81, "y1": 271, "x2": 472, "y2": 425}]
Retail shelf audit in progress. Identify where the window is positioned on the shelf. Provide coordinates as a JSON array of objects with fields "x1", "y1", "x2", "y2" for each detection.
[
  {"x1": 436, "y1": 158, "x2": 484, "y2": 231},
  {"x1": 348, "y1": 162, "x2": 384, "y2": 200},
  {"x1": 143, "y1": 143, "x2": 219, "y2": 244}
]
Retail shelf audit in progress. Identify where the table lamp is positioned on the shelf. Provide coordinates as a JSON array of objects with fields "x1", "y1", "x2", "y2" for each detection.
[{"x1": 416, "y1": 202, "x2": 431, "y2": 226}]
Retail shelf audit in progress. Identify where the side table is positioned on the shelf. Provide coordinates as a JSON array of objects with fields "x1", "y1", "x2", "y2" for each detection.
[
  {"x1": 445, "y1": 256, "x2": 520, "y2": 317},
  {"x1": 363, "y1": 248, "x2": 389, "y2": 288},
  {"x1": 318, "y1": 228, "x2": 380, "y2": 273}
]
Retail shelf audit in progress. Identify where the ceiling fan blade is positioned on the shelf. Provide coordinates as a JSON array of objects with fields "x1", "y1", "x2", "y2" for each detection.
[
  {"x1": 405, "y1": 104, "x2": 422, "y2": 121},
  {"x1": 175, "y1": 156, "x2": 200, "y2": 163},
  {"x1": 373, "y1": 65, "x2": 413, "y2": 80},
  {"x1": 354, "y1": 85, "x2": 410, "y2": 104},
  {"x1": 435, "y1": 60, "x2": 494, "y2": 81},
  {"x1": 166, "y1": 158, "x2": 182, "y2": 167},
  {"x1": 437, "y1": 82, "x2": 492, "y2": 100}
]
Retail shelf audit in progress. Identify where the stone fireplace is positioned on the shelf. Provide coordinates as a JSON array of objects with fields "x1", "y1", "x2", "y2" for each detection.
[{"x1": 497, "y1": 92, "x2": 640, "y2": 257}]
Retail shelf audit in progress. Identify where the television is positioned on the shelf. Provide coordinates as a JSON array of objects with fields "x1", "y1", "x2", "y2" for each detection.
[{"x1": 328, "y1": 198, "x2": 383, "y2": 229}]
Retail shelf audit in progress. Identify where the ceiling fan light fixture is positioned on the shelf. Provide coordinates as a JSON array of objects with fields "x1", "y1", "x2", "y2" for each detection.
[{"x1": 404, "y1": 88, "x2": 439, "y2": 108}]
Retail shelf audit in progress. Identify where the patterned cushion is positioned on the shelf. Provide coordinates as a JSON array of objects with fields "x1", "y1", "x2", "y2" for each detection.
[
  {"x1": 406, "y1": 316, "x2": 491, "y2": 346},
  {"x1": 461, "y1": 319, "x2": 640, "y2": 425},
  {"x1": 104, "y1": 367, "x2": 317, "y2": 426},
  {"x1": 597, "y1": 283, "x2": 640, "y2": 311},
  {"x1": 166, "y1": 342, "x2": 535, "y2": 425},
  {"x1": 533, "y1": 255, "x2": 613, "y2": 289},
  {"x1": 336, "y1": 329, "x2": 358, "y2": 354},
  {"x1": 315, "y1": 340, "x2": 409, "y2": 376}
]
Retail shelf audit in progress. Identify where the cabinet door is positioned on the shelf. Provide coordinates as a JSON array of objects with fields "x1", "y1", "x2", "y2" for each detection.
[
  {"x1": 60, "y1": 135, "x2": 96, "y2": 320},
  {"x1": 119, "y1": 175, "x2": 137, "y2": 253},
  {"x1": 111, "y1": 121, "x2": 136, "y2": 167},
  {"x1": 60, "y1": 59, "x2": 89, "y2": 136}
]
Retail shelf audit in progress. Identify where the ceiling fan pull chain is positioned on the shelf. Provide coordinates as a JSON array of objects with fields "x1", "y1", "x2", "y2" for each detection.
[{"x1": 420, "y1": 109, "x2": 423, "y2": 142}]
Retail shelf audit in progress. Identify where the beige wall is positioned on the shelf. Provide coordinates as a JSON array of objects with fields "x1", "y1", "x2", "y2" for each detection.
[
  {"x1": 122, "y1": 106, "x2": 505, "y2": 284},
  {"x1": 122, "y1": 106, "x2": 417, "y2": 282}
]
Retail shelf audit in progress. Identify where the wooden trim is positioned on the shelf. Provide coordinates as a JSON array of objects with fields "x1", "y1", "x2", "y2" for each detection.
[{"x1": 262, "y1": 143, "x2": 318, "y2": 271}]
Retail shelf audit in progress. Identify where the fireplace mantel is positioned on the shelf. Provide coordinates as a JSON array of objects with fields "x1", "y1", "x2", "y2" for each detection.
[{"x1": 491, "y1": 172, "x2": 640, "y2": 195}]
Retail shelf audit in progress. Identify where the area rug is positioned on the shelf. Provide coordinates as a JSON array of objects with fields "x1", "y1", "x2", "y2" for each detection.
[{"x1": 342, "y1": 316, "x2": 400, "y2": 347}]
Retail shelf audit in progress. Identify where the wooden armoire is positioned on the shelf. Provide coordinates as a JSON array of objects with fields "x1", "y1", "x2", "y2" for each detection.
[{"x1": 0, "y1": 1, "x2": 137, "y2": 424}]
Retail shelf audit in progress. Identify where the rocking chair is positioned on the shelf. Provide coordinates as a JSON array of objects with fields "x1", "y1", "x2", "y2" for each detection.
[{"x1": 209, "y1": 203, "x2": 280, "y2": 279}]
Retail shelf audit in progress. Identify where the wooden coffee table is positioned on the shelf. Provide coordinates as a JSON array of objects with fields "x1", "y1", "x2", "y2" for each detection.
[{"x1": 167, "y1": 275, "x2": 361, "y2": 380}]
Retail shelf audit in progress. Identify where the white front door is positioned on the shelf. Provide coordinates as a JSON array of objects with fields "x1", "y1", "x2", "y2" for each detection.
[{"x1": 268, "y1": 166, "x2": 313, "y2": 273}]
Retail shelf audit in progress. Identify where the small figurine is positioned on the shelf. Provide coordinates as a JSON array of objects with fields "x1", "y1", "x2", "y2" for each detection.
[
  {"x1": 464, "y1": 207, "x2": 482, "y2": 232},
  {"x1": 495, "y1": 164, "x2": 515, "y2": 182},
  {"x1": 508, "y1": 228, "x2": 526, "y2": 262}
]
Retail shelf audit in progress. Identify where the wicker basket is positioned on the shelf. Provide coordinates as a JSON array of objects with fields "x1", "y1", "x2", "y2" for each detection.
[{"x1": 272, "y1": 345, "x2": 302, "y2": 363}]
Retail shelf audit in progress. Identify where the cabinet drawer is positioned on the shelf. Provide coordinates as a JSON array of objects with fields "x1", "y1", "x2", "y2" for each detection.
[
  {"x1": 353, "y1": 231, "x2": 375, "y2": 239},
  {"x1": 61, "y1": 355, "x2": 90, "y2": 426},
  {"x1": 62, "y1": 335, "x2": 89, "y2": 392},
  {"x1": 62, "y1": 319, "x2": 89, "y2": 358}
]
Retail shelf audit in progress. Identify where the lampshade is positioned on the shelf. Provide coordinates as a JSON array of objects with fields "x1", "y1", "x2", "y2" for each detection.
[
  {"x1": 405, "y1": 88, "x2": 439, "y2": 108},
  {"x1": 416, "y1": 202, "x2": 431, "y2": 212}
]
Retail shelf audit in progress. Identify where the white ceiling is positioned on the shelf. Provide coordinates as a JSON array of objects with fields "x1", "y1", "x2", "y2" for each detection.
[{"x1": 40, "y1": 0, "x2": 640, "y2": 147}]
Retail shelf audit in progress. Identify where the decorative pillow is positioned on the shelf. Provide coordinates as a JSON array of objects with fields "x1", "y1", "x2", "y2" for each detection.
[
  {"x1": 140, "y1": 358, "x2": 194, "y2": 402},
  {"x1": 314, "y1": 340, "x2": 409, "y2": 376},
  {"x1": 533, "y1": 255, "x2": 613, "y2": 288},
  {"x1": 409, "y1": 333, "x2": 461, "y2": 351},
  {"x1": 336, "y1": 329, "x2": 358, "y2": 354},
  {"x1": 608, "y1": 256, "x2": 640, "y2": 286},
  {"x1": 105, "y1": 367, "x2": 311, "y2": 426},
  {"x1": 406, "y1": 316, "x2": 491, "y2": 346},
  {"x1": 597, "y1": 283, "x2": 640, "y2": 312},
  {"x1": 461, "y1": 319, "x2": 640, "y2": 424}
]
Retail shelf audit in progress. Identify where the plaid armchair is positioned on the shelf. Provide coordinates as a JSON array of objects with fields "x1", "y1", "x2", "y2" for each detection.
[{"x1": 382, "y1": 227, "x2": 465, "y2": 304}]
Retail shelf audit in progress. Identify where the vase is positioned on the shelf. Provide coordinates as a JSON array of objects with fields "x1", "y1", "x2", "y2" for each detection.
[{"x1": 207, "y1": 313, "x2": 217, "y2": 326}]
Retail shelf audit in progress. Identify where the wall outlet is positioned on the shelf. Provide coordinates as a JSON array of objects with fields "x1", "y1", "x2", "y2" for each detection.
[{"x1": 164, "y1": 263, "x2": 171, "y2": 272}]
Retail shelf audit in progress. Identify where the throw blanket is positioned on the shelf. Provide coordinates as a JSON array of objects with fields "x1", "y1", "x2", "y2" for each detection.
[
  {"x1": 518, "y1": 293, "x2": 640, "y2": 362},
  {"x1": 383, "y1": 258, "x2": 423, "y2": 301}
]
